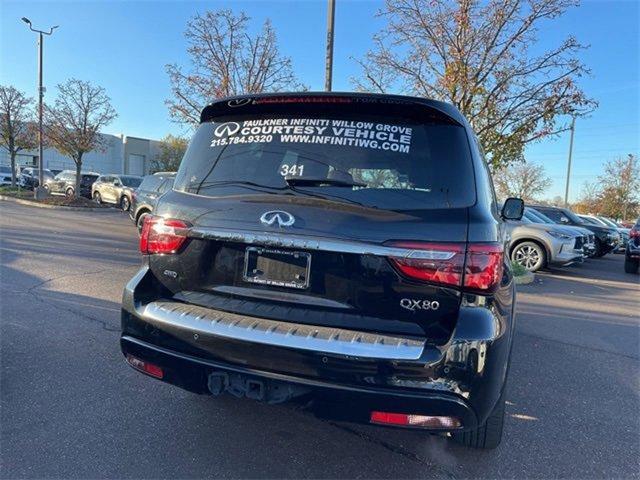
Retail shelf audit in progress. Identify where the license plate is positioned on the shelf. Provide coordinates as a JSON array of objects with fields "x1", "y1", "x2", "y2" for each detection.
[{"x1": 243, "y1": 247, "x2": 311, "y2": 289}]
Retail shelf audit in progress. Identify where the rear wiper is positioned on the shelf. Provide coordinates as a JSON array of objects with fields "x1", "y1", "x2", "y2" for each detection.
[
  {"x1": 284, "y1": 176, "x2": 366, "y2": 188},
  {"x1": 192, "y1": 180, "x2": 288, "y2": 193}
]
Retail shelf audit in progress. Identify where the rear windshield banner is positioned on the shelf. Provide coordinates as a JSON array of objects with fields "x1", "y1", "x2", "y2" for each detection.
[{"x1": 210, "y1": 118, "x2": 413, "y2": 154}]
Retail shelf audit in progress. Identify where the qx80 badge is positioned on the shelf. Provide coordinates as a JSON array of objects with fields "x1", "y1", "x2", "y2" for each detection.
[{"x1": 400, "y1": 298, "x2": 440, "y2": 311}]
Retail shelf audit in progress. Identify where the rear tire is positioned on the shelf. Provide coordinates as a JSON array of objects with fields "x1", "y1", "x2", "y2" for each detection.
[
  {"x1": 624, "y1": 257, "x2": 639, "y2": 274},
  {"x1": 65, "y1": 187, "x2": 74, "y2": 198},
  {"x1": 136, "y1": 211, "x2": 149, "y2": 234},
  {"x1": 120, "y1": 196, "x2": 131, "y2": 211},
  {"x1": 93, "y1": 191, "x2": 102, "y2": 204},
  {"x1": 451, "y1": 389, "x2": 505, "y2": 450}
]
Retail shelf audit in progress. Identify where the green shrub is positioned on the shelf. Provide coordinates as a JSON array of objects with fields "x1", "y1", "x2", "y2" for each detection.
[{"x1": 510, "y1": 260, "x2": 528, "y2": 277}]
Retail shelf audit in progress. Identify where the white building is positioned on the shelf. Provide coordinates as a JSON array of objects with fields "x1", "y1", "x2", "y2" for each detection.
[{"x1": 1, "y1": 132, "x2": 162, "y2": 176}]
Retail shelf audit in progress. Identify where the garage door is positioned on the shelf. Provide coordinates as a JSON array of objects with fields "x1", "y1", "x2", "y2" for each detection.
[{"x1": 128, "y1": 154, "x2": 145, "y2": 175}]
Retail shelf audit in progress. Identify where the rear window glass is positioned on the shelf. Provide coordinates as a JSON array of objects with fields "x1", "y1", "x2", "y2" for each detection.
[
  {"x1": 139, "y1": 176, "x2": 162, "y2": 191},
  {"x1": 121, "y1": 176, "x2": 142, "y2": 187},
  {"x1": 174, "y1": 115, "x2": 476, "y2": 210}
]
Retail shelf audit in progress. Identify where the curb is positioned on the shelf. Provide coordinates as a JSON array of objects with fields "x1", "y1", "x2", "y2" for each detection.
[
  {"x1": 0, "y1": 194, "x2": 117, "y2": 212},
  {"x1": 514, "y1": 271, "x2": 535, "y2": 285}
]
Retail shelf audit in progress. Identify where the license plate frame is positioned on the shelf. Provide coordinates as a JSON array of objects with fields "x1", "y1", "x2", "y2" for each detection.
[{"x1": 243, "y1": 247, "x2": 311, "y2": 290}]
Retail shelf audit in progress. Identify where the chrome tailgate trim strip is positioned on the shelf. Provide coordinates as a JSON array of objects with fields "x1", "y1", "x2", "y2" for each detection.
[{"x1": 140, "y1": 301, "x2": 425, "y2": 360}]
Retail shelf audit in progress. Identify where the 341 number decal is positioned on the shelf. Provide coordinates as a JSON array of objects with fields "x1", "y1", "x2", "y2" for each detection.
[{"x1": 279, "y1": 164, "x2": 305, "y2": 177}]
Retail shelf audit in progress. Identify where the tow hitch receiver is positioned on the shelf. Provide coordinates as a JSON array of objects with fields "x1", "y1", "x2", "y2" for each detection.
[{"x1": 207, "y1": 371, "x2": 309, "y2": 404}]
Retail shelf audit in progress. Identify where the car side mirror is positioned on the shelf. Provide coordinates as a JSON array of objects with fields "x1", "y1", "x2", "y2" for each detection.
[
  {"x1": 501, "y1": 197, "x2": 524, "y2": 220},
  {"x1": 560, "y1": 216, "x2": 569, "y2": 224}
]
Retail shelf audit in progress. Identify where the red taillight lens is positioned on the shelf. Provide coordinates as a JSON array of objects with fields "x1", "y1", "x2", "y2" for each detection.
[
  {"x1": 126, "y1": 354, "x2": 164, "y2": 379},
  {"x1": 387, "y1": 242, "x2": 504, "y2": 292},
  {"x1": 464, "y1": 244, "x2": 504, "y2": 292},
  {"x1": 387, "y1": 242, "x2": 465, "y2": 288},
  {"x1": 630, "y1": 227, "x2": 640, "y2": 239},
  {"x1": 370, "y1": 411, "x2": 461, "y2": 429},
  {"x1": 139, "y1": 216, "x2": 189, "y2": 254}
]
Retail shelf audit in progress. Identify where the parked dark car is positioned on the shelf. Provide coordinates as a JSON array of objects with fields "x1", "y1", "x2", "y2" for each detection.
[
  {"x1": 45, "y1": 170, "x2": 99, "y2": 198},
  {"x1": 18, "y1": 167, "x2": 55, "y2": 189},
  {"x1": 624, "y1": 219, "x2": 640, "y2": 273},
  {"x1": 531, "y1": 205, "x2": 620, "y2": 257},
  {"x1": 0, "y1": 165, "x2": 20, "y2": 186},
  {"x1": 129, "y1": 172, "x2": 175, "y2": 231},
  {"x1": 120, "y1": 92, "x2": 524, "y2": 449},
  {"x1": 92, "y1": 174, "x2": 143, "y2": 210}
]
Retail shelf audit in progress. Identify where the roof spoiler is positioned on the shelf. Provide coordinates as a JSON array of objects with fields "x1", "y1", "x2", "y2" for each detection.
[{"x1": 199, "y1": 92, "x2": 466, "y2": 126}]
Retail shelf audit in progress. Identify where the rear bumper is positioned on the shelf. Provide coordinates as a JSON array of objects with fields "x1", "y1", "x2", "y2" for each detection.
[
  {"x1": 121, "y1": 334, "x2": 479, "y2": 429},
  {"x1": 627, "y1": 244, "x2": 640, "y2": 259},
  {"x1": 120, "y1": 266, "x2": 515, "y2": 430}
]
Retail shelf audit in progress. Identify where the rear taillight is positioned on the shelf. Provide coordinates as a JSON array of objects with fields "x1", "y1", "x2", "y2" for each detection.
[
  {"x1": 464, "y1": 244, "x2": 504, "y2": 291},
  {"x1": 387, "y1": 242, "x2": 465, "y2": 288},
  {"x1": 630, "y1": 227, "x2": 640, "y2": 239},
  {"x1": 140, "y1": 216, "x2": 189, "y2": 254},
  {"x1": 387, "y1": 242, "x2": 504, "y2": 292}
]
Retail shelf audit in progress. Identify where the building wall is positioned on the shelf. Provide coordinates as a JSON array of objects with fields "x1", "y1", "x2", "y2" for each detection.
[{"x1": 0, "y1": 132, "x2": 160, "y2": 175}]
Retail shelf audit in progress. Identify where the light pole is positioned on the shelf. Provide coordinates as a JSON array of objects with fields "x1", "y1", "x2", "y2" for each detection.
[
  {"x1": 324, "y1": 0, "x2": 336, "y2": 91},
  {"x1": 21, "y1": 17, "x2": 58, "y2": 199},
  {"x1": 563, "y1": 116, "x2": 576, "y2": 207}
]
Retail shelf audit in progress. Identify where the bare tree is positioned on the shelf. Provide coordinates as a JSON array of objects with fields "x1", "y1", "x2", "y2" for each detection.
[
  {"x1": 0, "y1": 85, "x2": 37, "y2": 187},
  {"x1": 353, "y1": 0, "x2": 597, "y2": 168},
  {"x1": 151, "y1": 134, "x2": 188, "y2": 173},
  {"x1": 166, "y1": 9, "x2": 305, "y2": 127},
  {"x1": 492, "y1": 161, "x2": 551, "y2": 202},
  {"x1": 44, "y1": 79, "x2": 117, "y2": 198}
]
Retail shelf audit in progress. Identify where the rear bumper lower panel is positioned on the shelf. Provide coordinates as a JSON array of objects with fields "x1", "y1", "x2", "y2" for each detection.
[{"x1": 120, "y1": 266, "x2": 515, "y2": 427}]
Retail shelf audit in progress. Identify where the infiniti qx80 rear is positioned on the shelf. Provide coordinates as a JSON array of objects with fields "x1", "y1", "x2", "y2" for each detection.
[{"x1": 120, "y1": 92, "x2": 523, "y2": 449}]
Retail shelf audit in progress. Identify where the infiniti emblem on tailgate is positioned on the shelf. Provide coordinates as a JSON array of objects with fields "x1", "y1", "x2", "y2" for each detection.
[{"x1": 260, "y1": 210, "x2": 295, "y2": 228}]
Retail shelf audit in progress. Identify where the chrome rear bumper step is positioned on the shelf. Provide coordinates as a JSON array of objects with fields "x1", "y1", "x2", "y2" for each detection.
[{"x1": 139, "y1": 301, "x2": 425, "y2": 360}]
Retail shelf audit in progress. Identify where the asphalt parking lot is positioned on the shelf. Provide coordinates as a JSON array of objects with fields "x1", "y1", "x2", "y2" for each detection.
[{"x1": 1, "y1": 202, "x2": 639, "y2": 479}]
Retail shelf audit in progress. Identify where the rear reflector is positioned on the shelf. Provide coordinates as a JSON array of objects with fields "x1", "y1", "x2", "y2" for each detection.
[
  {"x1": 386, "y1": 242, "x2": 504, "y2": 292},
  {"x1": 370, "y1": 411, "x2": 461, "y2": 429},
  {"x1": 126, "y1": 354, "x2": 164, "y2": 379},
  {"x1": 140, "y1": 216, "x2": 189, "y2": 255}
]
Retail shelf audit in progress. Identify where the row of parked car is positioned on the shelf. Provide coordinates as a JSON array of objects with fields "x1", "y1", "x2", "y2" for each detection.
[{"x1": 505, "y1": 204, "x2": 636, "y2": 273}]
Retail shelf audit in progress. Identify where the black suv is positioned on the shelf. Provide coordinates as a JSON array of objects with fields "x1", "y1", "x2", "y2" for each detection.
[
  {"x1": 120, "y1": 93, "x2": 524, "y2": 449},
  {"x1": 531, "y1": 205, "x2": 620, "y2": 257},
  {"x1": 46, "y1": 170, "x2": 99, "y2": 198},
  {"x1": 129, "y1": 172, "x2": 176, "y2": 232},
  {"x1": 625, "y1": 218, "x2": 639, "y2": 273}
]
